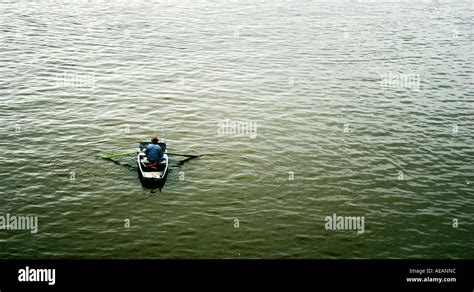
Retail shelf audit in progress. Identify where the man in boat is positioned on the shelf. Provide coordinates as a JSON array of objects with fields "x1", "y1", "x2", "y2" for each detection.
[{"x1": 145, "y1": 137, "x2": 164, "y2": 168}]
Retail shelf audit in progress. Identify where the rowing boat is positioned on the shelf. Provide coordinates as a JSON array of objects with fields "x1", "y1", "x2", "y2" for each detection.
[{"x1": 137, "y1": 141, "x2": 169, "y2": 183}]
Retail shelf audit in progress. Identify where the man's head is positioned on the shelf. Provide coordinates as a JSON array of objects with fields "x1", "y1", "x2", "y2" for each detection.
[{"x1": 151, "y1": 137, "x2": 159, "y2": 144}]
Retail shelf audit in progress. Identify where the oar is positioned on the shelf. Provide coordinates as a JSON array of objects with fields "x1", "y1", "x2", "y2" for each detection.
[
  {"x1": 100, "y1": 152, "x2": 202, "y2": 159},
  {"x1": 167, "y1": 153, "x2": 202, "y2": 158},
  {"x1": 99, "y1": 152, "x2": 135, "y2": 159}
]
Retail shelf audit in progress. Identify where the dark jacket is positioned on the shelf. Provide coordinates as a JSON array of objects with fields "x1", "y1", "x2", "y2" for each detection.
[{"x1": 145, "y1": 143, "x2": 163, "y2": 162}]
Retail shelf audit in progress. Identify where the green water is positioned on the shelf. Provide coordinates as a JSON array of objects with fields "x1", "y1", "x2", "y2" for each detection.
[{"x1": 0, "y1": 0, "x2": 472, "y2": 258}]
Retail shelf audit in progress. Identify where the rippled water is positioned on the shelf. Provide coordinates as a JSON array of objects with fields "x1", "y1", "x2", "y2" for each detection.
[{"x1": 0, "y1": 0, "x2": 473, "y2": 258}]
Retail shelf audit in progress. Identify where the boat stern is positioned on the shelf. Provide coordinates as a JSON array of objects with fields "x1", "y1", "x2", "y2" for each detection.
[{"x1": 141, "y1": 171, "x2": 164, "y2": 180}]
